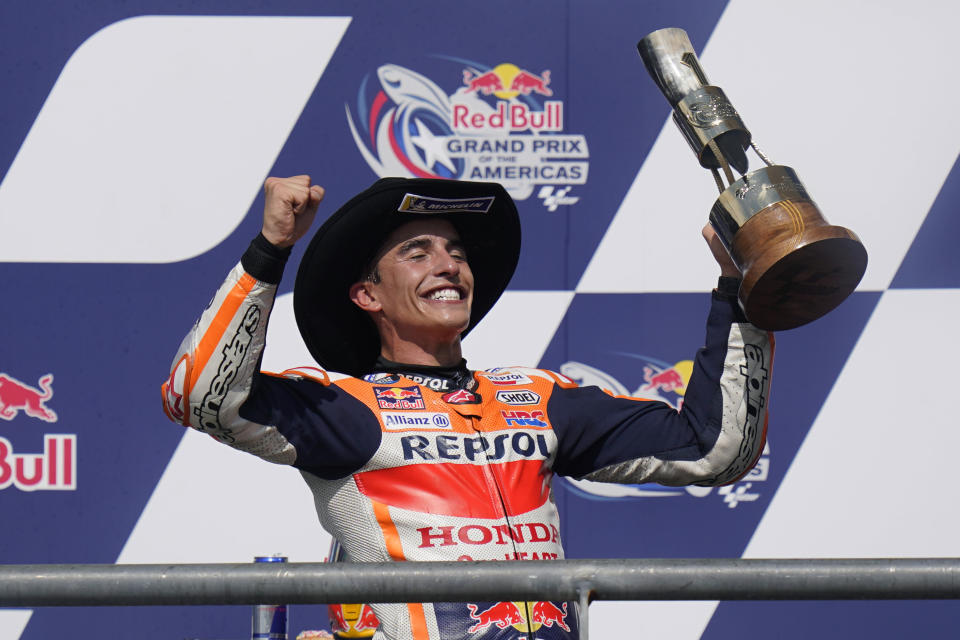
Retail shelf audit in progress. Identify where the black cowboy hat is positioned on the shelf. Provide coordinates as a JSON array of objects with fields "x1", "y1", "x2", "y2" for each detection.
[{"x1": 293, "y1": 177, "x2": 521, "y2": 376}]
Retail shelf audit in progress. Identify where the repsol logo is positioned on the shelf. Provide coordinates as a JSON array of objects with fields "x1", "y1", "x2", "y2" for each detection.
[
  {"x1": 401, "y1": 431, "x2": 550, "y2": 462},
  {"x1": 483, "y1": 372, "x2": 532, "y2": 385},
  {"x1": 194, "y1": 304, "x2": 260, "y2": 439},
  {"x1": 417, "y1": 522, "x2": 560, "y2": 548},
  {"x1": 401, "y1": 374, "x2": 451, "y2": 391},
  {"x1": 383, "y1": 412, "x2": 452, "y2": 430}
]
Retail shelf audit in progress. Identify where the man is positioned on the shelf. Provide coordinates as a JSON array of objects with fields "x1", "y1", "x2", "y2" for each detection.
[{"x1": 162, "y1": 175, "x2": 772, "y2": 640}]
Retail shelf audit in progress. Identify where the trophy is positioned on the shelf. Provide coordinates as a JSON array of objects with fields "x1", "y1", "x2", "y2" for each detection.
[{"x1": 637, "y1": 28, "x2": 867, "y2": 331}]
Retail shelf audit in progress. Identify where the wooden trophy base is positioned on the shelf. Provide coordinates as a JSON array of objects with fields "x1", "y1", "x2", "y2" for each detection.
[{"x1": 729, "y1": 200, "x2": 868, "y2": 330}]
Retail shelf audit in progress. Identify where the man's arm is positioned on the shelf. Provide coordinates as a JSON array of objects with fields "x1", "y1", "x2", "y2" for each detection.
[
  {"x1": 548, "y1": 223, "x2": 771, "y2": 487},
  {"x1": 160, "y1": 176, "x2": 326, "y2": 461}
]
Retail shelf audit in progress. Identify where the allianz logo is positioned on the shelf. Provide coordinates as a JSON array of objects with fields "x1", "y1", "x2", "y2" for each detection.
[{"x1": 382, "y1": 411, "x2": 453, "y2": 430}]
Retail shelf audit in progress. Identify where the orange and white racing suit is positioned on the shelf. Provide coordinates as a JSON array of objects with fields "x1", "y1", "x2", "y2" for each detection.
[{"x1": 161, "y1": 235, "x2": 773, "y2": 640}]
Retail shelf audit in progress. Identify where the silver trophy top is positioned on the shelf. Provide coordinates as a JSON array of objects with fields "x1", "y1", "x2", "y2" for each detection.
[{"x1": 637, "y1": 28, "x2": 709, "y2": 106}]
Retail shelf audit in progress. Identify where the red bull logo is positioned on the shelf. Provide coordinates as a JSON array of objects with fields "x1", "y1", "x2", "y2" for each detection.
[
  {"x1": 509, "y1": 70, "x2": 553, "y2": 96},
  {"x1": 0, "y1": 434, "x2": 76, "y2": 491},
  {"x1": 640, "y1": 362, "x2": 691, "y2": 396},
  {"x1": 329, "y1": 602, "x2": 379, "y2": 638},
  {"x1": 375, "y1": 387, "x2": 420, "y2": 400},
  {"x1": 531, "y1": 601, "x2": 570, "y2": 631},
  {"x1": 345, "y1": 60, "x2": 588, "y2": 205},
  {"x1": 461, "y1": 64, "x2": 552, "y2": 99},
  {"x1": 462, "y1": 69, "x2": 504, "y2": 95},
  {"x1": 0, "y1": 373, "x2": 57, "y2": 422},
  {"x1": 455, "y1": 63, "x2": 561, "y2": 133},
  {"x1": 467, "y1": 601, "x2": 570, "y2": 634},
  {"x1": 467, "y1": 601, "x2": 523, "y2": 632},
  {"x1": 373, "y1": 386, "x2": 425, "y2": 410}
]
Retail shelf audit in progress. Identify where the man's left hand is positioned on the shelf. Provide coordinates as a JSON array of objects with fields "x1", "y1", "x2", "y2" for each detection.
[{"x1": 702, "y1": 224, "x2": 740, "y2": 278}]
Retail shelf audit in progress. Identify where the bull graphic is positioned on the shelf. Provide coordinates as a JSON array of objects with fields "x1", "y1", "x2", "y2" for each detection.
[{"x1": 0, "y1": 373, "x2": 57, "y2": 422}]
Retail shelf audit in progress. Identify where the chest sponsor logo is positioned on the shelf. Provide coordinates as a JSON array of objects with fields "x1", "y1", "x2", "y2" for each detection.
[
  {"x1": 483, "y1": 372, "x2": 532, "y2": 386},
  {"x1": 363, "y1": 372, "x2": 401, "y2": 384},
  {"x1": 381, "y1": 411, "x2": 452, "y2": 430},
  {"x1": 442, "y1": 389, "x2": 481, "y2": 404},
  {"x1": 417, "y1": 521, "x2": 560, "y2": 553},
  {"x1": 373, "y1": 385, "x2": 425, "y2": 410},
  {"x1": 495, "y1": 390, "x2": 540, "y2": 405},
  {"x1": 501, "y1": 410, "x2": 548, "y2": 427},
  {"x1": 401, "y1": 430, "x2": 549, "y2": 462},
  {"x1": 401, "y1": 373, "x2": 453, "y2": 391}
]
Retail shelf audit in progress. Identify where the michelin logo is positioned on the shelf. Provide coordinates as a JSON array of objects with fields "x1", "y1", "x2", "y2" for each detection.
[{"x1": 382, "y1": 412, "x2": 453, "y2": 430}]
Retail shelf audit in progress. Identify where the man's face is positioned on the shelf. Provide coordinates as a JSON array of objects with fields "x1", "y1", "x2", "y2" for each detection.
[{"x1": 353, "y1": 218, "x2": 474, "y2": 343}]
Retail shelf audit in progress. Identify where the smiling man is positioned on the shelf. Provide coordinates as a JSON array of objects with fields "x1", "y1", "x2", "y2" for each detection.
[
  {"x1": 348, "y1": 219, "x2": 474, "y2": 367},
  {"x1": 162, "y1": 175, "x2": 774, "y2": 640}
]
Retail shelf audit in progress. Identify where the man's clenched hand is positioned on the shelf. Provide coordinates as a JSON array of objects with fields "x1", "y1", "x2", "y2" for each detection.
[
  {"x1": 702, "y1": 223, "x2": 740, "y2": 278},
  {"x1": 261, "y1": 175, "x2": 325, "y2": 248}
]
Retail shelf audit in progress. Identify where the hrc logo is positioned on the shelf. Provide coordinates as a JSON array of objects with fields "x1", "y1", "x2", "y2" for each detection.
[{"x1": 501, "y1": 410, "x2": 548, "y2": 427}]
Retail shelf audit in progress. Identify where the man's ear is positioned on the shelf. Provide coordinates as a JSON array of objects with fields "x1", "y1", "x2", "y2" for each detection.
[{"x1": 349, "y1": 281, "x2": 382, "y2": 313}]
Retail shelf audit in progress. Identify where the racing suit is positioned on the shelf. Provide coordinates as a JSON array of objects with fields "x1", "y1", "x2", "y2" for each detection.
[{"x1": 161, "y1": 235, "x2": 773, "y2": 640}]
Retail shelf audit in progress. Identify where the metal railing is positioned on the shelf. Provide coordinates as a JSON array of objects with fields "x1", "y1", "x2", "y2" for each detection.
[{"x1": 3, "y1": 559, "x2": 959, "y2": 639}]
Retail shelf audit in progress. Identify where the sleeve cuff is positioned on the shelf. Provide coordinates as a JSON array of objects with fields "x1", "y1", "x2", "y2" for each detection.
[
  {"x1": 712, "y1": 276, "x2": 750, "y2": 323},
  {"x1": 241, "y1": 233, "x2": 292, "y2": 285}
]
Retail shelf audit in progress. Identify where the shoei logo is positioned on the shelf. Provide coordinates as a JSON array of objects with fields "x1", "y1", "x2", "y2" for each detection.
[
  {"x1": 398, "y1": 193, "x2": 494, "y2": 214},
  {"x1": 496, "y1": 390, "x2": 541, "y2": 405}
]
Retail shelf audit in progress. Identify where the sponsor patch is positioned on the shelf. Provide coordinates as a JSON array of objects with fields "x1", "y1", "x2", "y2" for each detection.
[
  {"x1": 495, "y1": 390, "x2": 541, "y2": 405},
  {"x1": 401, "y1": 429, "x2": 550, "y2": 462},
  {"x1": 364, "y1": 372, "x2": 401, "y2": 384},
  {"x1": 382, "y1": 411, "x2": 452, "y2": 430},
  {"x1": 501, "y1": 409, "x2": 548, "y2": 428},
  {"x1": 442, "y1": 389, "x2": 481, "y2": 404},
  {"x1": 398, "y1": 193, "x2": 494, "y2": 214},
  {"x1": 373, "y1": 385, "x2": 425, "y2": 410},
  {"x1": 483, "y1": 372, "x2": 533, "y2": 386},
  {"x1": 401, "y1": 372, "x2": 453, "y2": 391}
]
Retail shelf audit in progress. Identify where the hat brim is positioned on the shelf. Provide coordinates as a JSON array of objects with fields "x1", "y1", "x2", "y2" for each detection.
[{"x1": 293, "y1": 178, "x2": 521, "y2": 376}]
